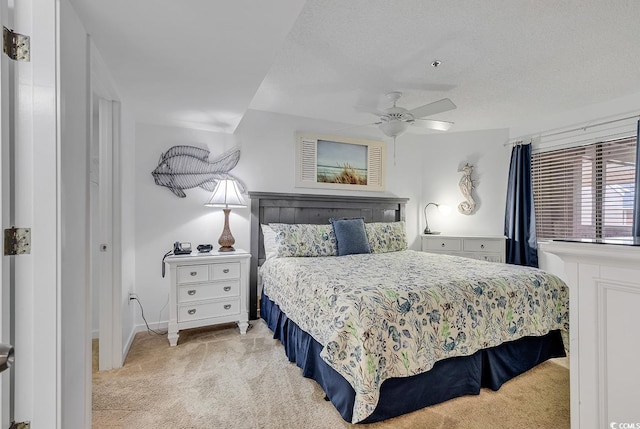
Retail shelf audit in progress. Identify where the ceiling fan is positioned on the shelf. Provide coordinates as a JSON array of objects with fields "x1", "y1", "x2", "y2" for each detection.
[{"x1": 370, "y1": 92, "x2": 456, "y2": 138}]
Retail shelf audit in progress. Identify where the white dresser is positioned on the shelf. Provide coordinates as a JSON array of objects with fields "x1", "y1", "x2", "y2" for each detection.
[
  {"x1": 421, "y1": 235, "x2": 506, "y2": 263},
  {"x1": 165, "y1": 250, "x2": 250, "y2": 346}
]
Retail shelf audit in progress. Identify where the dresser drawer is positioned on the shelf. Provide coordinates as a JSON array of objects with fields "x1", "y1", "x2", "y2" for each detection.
[
  {"x1": 178, "y1": 281, "x2": 240, "y2": 303},
  {"x1": 424, "y1": 237, "x2": 462, "y2": 251},
  {"x1": 177, "y1": 265, "x2": 209, "y2": 284},
  {"x1": 211, "y1": 262, "x2": 240, "y2": 280},
  {"x1": 178, "y1": 299, "x2": 240, "y2": 322},
  {"x1": 463, "y1": 239, "x2": 503, "y2": 253}
]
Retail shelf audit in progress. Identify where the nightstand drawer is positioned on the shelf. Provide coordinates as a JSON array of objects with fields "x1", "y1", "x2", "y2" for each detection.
[
  {"x1": 178, "y1": 281, "x2": 240, "y2": 303},
  {"x1": 421, "y1": 236, "x2": 505, "y2": 264},
  {"x1": 177, "y1": 265, "x2": 209, "y2": 284},
  {"x1": 424, "y1": 237, "x2": 462, "y2": 251},
  {"x1": 463, "y1": 239, "x2": 503, "y2": 253},
  {"x1": 178, "y1": 299, "x2": 240, "y2": 322},
  {"x1": 211, "y1": 262, "x2": 240, "y2": 280}
]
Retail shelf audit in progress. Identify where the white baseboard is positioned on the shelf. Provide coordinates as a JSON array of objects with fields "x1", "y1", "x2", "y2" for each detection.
[
  {"x1": 121, "y1": 321, "x2": 169, "y2": 362},
  {"x1": 98, "y1": 320, "x2": 168, "y2": 366},
  {"x1": 122, "y1": 326, "x2": 136, "y2": 363},
  {"x1": 134, "y1": 320, "x2": 168, "y2": 334}
]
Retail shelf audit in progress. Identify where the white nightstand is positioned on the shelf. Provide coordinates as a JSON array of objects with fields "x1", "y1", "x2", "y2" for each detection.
[
  {"x1": 421, "y1": 235, "x2": 506, "y2": 263},
  {"x1": 165, "y1": 250, "x2": 250, "y2": 346}
]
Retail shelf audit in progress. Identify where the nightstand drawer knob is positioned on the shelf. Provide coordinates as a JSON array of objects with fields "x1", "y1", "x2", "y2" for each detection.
[
  {"x1": 187, "y1": 309, "x2": 196, "y2": 315},
  {"x1": 224, "y1": 304, "x2": 231, "y2": 310},
  {"x1": 223, "y1": 268, "x2": 230, "y2": 273},
  {"x1": 481, "y1": 244, "x2": 485, "y2": 249},
  {"x1": 190, "y1": 271, "x2": 197, "y2": 276},
  {"x1": 187, "y1": 290, "x2": 196, "y2": 296},
  {"x1": 441, "y1": 243, "x2": 445, "y2": 247},
  {"x1": 223, "y1": 286, "x2": 231, "y2": 292}
]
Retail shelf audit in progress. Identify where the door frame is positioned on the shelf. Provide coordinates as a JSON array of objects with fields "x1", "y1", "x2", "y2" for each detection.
[
  {"x1": 16, "y1": 0, "x2": 60, "y2": 426},
  {"x1": 0, "y1": 0, "x2": 14, "y2": 425},
  {"x1": 92, "y1": 97, "x2": 122, "y2": 371},
  {"x1": 90, "y1": 38, "x2": 123, "y2": 371}
]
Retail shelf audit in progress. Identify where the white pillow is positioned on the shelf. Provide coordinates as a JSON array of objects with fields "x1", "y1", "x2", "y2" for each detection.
[{"x1": 261, "y1": 224, "x2": 278, "y2": 259}]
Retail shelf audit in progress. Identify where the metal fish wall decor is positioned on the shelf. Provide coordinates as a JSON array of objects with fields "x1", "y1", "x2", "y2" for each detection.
[{"x1": 151, "y1": 145, "x2": 244, "y2": 198}]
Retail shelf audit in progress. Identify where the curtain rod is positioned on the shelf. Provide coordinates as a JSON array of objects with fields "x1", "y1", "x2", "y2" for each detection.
[{"x1": 505, "y1": 113, "x2": 640, "y2": 147}]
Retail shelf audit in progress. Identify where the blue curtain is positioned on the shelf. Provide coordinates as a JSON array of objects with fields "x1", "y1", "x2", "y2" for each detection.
[
  {"x1": 504, "y1": 143, "x2": 538, "y2": 267},
  {"x1": 633, "y1": 120, "x2": 640, "y2": 237}
]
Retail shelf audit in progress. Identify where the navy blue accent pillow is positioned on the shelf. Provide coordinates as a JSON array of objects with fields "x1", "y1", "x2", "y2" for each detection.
[{"x1": 330, "y1": 217, "x2": 371, "y2": 256}]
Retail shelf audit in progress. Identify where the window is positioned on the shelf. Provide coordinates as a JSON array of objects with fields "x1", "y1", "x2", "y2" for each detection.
[{"x1": 532, "y1": 137, "x2": 637, "y2": 239}]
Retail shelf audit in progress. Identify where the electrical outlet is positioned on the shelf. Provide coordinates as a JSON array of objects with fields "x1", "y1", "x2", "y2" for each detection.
[{"x1": 128, "y1": 292, "x2": 137, "y2": 304}]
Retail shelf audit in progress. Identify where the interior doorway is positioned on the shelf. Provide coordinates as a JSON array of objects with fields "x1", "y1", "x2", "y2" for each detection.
[{"x1": 90, "y1": 96, "x2": 122, "y2": 371}]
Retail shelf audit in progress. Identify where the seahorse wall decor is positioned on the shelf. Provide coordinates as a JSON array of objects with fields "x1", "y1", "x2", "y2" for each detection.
[
  {"x1": 457, "y1": 163, "x2": 476, "y2": 215},
  {"x1": 151, "y1": 145, "x2": 244, "y2": 198}
]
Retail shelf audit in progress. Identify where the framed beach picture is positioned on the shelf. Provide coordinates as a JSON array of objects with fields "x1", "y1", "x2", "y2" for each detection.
[{"x1": 295, "y1": 133, "x2": 385, "y2": 191}]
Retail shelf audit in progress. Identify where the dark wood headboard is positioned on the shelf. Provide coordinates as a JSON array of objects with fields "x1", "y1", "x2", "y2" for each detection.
[{"x1": 248, "y1": 191, "x2": 409, "y2": 319}]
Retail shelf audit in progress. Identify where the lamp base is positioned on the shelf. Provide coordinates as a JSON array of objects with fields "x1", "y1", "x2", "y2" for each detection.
[
  {"x1": 423, "y1": 229, "x2": 441, "y2": 235},
  {"x1": 218, "y1": 208, "x2": 236, "y2": 252}
]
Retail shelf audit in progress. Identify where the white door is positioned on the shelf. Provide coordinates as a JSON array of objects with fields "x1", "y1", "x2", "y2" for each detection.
[
  {"x1": 3, "y1": 1, "x2": 109, "y2": 426},
  {"x1": 3, "y1": 0, "x2": 60, "y2": 426}
]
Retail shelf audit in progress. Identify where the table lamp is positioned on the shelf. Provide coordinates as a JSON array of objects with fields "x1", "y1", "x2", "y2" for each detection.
[
  {"x1": 423, "y1": 202, "x2": 451, "y2": 235},
  {"x1": 204, "y1": 178, "x2": 247, "y2": 252}
]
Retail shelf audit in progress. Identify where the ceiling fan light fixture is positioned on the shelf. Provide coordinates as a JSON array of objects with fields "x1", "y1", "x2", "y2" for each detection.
[{"x1": 379, "y1": 119, "x2": 409, "y2": 138}]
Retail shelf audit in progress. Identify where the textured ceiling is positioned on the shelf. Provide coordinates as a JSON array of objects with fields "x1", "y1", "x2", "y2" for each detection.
[{"x1": 71, "y1": 0, "x2": 640, "y2": 136}]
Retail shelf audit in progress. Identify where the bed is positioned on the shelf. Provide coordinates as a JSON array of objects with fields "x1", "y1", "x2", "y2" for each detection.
[{"x1": 249, "y1": 192, "x2": 569, "y2": 424}]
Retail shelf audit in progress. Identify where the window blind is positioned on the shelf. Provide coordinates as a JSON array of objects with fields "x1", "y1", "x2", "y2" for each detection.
[{"x1": 532, "y1": 137, "x2": 637, "y2": 239}]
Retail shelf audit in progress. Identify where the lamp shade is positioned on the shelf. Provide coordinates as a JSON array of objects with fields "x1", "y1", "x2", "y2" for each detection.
[
  {"x1": 438, "y1": 204, "x2": 452, "y2": 215},
  {"x1": 204, "y1": 179, "x2": 247, "y2": 208}
]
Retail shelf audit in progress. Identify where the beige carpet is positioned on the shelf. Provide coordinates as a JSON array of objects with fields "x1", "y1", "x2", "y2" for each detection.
[{"x1": 92, "y1": 320, "x2": 569, "y2": 428}]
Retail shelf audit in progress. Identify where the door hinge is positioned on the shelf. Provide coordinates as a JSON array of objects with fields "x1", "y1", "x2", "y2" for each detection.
[
  {"x1": 4, "y1": 227, "x2": 31, "y2": 255},
  {"x1": 10, "y1": 422, "x2": 31, "y2": 429},
  {"x1": 3, "y1": 27, "x2": 30, "y2": 62}
]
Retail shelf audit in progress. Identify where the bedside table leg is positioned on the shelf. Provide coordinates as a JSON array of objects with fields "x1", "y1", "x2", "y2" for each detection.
[
  {"x1": 168, "y1": 323, "x2": 179, "y2": 346},
  {"x1": 238, "y1": 321, "x2": 248, "y2": 335}
]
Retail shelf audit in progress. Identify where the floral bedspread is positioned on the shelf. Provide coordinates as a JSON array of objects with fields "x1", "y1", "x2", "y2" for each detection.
[{"x1": 260, "y1": 250, "x2": 570, "y2": 423}]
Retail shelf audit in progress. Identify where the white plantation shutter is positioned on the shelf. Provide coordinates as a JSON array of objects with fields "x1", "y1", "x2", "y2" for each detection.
[
  {"x1": 300, "y1": 137, "x2": 317, "y2": 182},
  {"x1": 368, "y1": 145, "x2": 384, "y2": 188},
  {"x1": 532, "y1": 137, "x2": 637, "y2": 239}
]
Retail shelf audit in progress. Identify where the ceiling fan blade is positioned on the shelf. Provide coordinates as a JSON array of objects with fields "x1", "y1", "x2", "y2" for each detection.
[
  {"x1": 334, "y1": 121, "x2": 381, "y2": 133},
  {"x1": 411, "y1": 119, "x2": 454, "y2": 131},
  {"x1": 408, "y1": 98, "x2": 456, "y2": 119}
]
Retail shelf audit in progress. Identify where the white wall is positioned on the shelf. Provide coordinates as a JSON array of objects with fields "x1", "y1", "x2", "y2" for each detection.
[
  {"x1": 234, "y1": 109, "x2": 425, "y2": 248},
  {"x1": 131, "y1": 91, "x2": 640, "y2": 330},
  {"x1": 134, "y1": 124, "x2": 242, "y2": 330},
  {"x1": 419, "y1": 128, "x2": 511, "y2": 236},
  {"x1": 510, "y1": 90, "x2": 640, "y2": 141},
  {"x1": 133, "y1": 110, "x2": 425, "y2": 328}
]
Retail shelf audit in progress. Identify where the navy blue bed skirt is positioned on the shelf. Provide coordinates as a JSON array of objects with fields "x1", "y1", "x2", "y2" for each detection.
[{"x1": 261, "y1": 291, "x2": 566, "y2": 424}]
